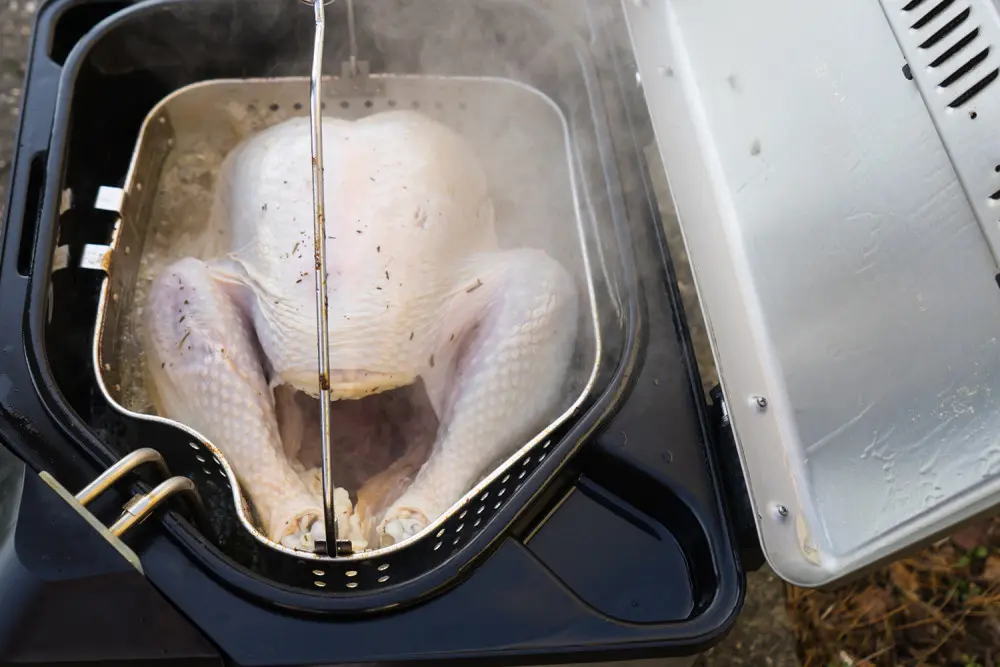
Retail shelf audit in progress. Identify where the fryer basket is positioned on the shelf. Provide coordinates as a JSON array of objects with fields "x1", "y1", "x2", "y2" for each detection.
[{"x1": 90, "y1": 72, "x2": 604, "y2": 577}]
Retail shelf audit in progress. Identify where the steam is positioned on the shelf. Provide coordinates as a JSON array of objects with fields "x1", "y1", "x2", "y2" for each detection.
[
  {"x1": 103, "y1": 0, "x2": 651, "y2": 310},
  {"x1": 351, "y1": 0, "x2": 643, "y2": 331},
  {"x1": 102, "y1": 0, "x2": 674, "y2": 530}
]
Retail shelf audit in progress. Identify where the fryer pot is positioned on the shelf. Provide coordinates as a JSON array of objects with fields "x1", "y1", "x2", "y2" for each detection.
[{"x1": 0, "y1": 0, "x2": 745, "y2": 663}]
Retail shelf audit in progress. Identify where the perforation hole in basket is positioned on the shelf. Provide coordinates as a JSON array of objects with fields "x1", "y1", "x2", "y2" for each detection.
[
  {"x1": 248, "y1": 97, "x2": 483, "y2": 122},
  {"x1": 188, "y1": 441, "x2": 199, "y2": 450}
]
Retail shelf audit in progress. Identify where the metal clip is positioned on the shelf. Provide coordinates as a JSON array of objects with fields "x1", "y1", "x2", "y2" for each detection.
[
  {"x1": 38, "y1": 448, "x2": 207, "y2": 572},
  {"x1": 107, "y1": 476, "x2": 202, "y2": 538},
  {"x1": 75, "y1": 448, "x2": 171, "y2": 506}
]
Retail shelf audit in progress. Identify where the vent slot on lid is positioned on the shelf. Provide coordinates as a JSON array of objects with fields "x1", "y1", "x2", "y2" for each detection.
[
  {"x1": 887, "y1": 0, "x2": 1000, "y2": 261},
  {"x1": 911, "y1": 0, "x2": 956, "y2": 29},
  {"x1": 919, "y1": 8, "x2": 972, "y2": 48},
  {"x1": 929, "y1": 28, "x2": 979, "y2": 66},
  {"x1": 940, "y1": 46, "x2": 990, "y2": 86},
  {"x1": 904, "y1": 0, "x2": 999, "y2": 107},
  {"x1": 949, "y1": 67, "x2": 999, "y2": 106}
]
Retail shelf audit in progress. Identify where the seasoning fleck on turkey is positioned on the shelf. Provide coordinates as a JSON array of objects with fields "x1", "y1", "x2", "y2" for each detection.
[{"x1": 142, "y1": 110, "x2": 579, "y2": 552}]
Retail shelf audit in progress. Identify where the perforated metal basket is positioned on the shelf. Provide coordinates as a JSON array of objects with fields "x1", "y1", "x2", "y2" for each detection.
[{"x1": 83, "y1": 70, "x2": 601, "y2": 588}]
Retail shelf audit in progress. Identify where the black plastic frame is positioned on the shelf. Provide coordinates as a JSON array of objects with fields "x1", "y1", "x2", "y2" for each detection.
[
  {"x1": 0, "y1": 0, "x2": 748, "y2": 663},
  {"x1": 36, "y1": 0, "x2": 646, "y2": 610}
]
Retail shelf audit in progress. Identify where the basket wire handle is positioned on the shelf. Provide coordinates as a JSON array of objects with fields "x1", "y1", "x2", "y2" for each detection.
[{"x1": 306, "y1": 0, "x2": 346, "y2": 557}]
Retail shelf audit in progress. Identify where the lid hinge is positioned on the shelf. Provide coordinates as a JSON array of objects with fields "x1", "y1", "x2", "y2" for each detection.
[{"x1": 708, "y1": 385, "x2": 766, "y2": 573}]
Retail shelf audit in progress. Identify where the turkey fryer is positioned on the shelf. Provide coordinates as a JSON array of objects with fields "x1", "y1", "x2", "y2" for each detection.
[
  {"x1": 16, "y1": 0, "x2": 1000, "y2": 661},
  {"x1": 28, "y1": 0, "x2": 635, "y2": 608}
]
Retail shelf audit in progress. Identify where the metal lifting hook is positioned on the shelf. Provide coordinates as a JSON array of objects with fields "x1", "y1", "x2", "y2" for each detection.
[{"x1": 300, "y1": 0, "x2": 360, "y2": 558}]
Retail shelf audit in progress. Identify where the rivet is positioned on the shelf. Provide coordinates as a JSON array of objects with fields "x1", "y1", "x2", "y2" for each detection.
[
  {"x1": 775, "y1": 504, "x2": 789, "y2": 518},
  {"x1": 752, "y1": 395, "x2": 768, "y2": 411}
]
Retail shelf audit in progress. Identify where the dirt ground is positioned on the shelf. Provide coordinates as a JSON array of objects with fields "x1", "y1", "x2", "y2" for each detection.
[{"x1": 0, "y1": 1, "x2": 31, "y2": 208}]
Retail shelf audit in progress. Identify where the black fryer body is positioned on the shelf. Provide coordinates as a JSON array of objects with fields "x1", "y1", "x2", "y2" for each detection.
[{"x1": 0, "y1": 1, "x2": 749, "y2": 664}]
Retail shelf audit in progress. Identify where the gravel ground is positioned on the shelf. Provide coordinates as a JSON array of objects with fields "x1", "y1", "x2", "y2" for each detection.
[
  {"x1": 0, "y1": 3, "x2": 798, "y2": 665},
  {"x1": 0, "y1": 1, "x2": 32, "y2": 212}
]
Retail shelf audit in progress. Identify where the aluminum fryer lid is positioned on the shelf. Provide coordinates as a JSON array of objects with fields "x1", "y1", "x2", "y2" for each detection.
[{"x1": 623, "y1": 0, "x2": 1000, "y2": 587}]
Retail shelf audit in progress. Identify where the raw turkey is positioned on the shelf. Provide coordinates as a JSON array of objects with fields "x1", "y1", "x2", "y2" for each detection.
[{"x1": 141, "y1": 110, "x2": 579, "y2": 552}]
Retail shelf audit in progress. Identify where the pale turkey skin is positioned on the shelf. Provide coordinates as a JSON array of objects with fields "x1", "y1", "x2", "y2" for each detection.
[{"x1": 142, "y1": 110, "x2": 579, "y2": 551}]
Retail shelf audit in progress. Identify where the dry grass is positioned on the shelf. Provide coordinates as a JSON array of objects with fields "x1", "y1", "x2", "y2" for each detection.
[{"x1": 786, "y1": 516, "x2": 1000, "y2": 667}]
